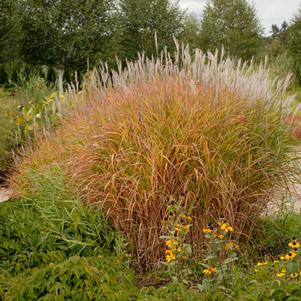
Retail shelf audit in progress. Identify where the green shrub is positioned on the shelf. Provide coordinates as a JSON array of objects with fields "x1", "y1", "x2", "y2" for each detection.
[
  {"x1": 0, "y1": 88, "x2": 19, "y2": 177},
  {"x1": 1, "y1": 256, "x2": 137, "y2": 301},
  {"x1": 12, "y1": 74, "x2": 60, "y2": 142},
  {"x1": 0, "y1": 166, "x2": 123, "y2": 277},
  {"x1": 251, "y1": 213, "x2": 301, "y2": 258}
]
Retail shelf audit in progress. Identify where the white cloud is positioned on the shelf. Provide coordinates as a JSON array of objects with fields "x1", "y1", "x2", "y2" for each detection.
[{"x1": 179, "y1": 0, "x2": 300, "y2": 35}]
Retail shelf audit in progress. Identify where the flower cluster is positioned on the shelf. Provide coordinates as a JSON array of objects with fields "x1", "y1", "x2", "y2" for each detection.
[
  {"x1": 202, "y1": 222, "x2": 234, "y2": 241},
  {"x1": 201, "y1": 221, "x2": 238, "y2": 279},
  {"x1": 255, "y1": 239, "x2": 301, "y2": 281},
  {"x1": 161, "y1": 199, "x2": 193, "y2": 284},
  {"x1": 165, "y1": 249, "x2": 176, "y2": 263},
  {"x1": 165, "y1": 240, "x2": 183, "y2": 263}
]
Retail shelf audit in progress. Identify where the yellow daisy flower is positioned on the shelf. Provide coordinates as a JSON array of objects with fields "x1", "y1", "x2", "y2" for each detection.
[
  {"x1": 175, "y1": 224, "x2": 182, "y2": 231},
  {"x1": 220, "y1": 223, "x2": 234, "y2": 233},
  {"x1": 165, "y1": 239, "x2": 178, "y2": 249},
  {"x1": 203, "y1": 267, "x2": 217, "y2": 275},
  {"x1": 290, "y1": 272, "x2": 298, "y2": 278},
  {"x1": 202, "y1": 227, "x2": 213, "y2": 234},
  {"x1": 288, "y1": 240, "x2": 300, "y2": 250},
  {"x1": 165, "y1": 250, "x2": 176, "y2": 263},
  {"x1": 285, "y1": 252, "x2": 297, "y2": 261},
  {"x1": 166, "y1": 253, "x2": 176, "y2": 263},
  {"x1": 182, "y1": 215, "x2": 192, "y2": 223},
  {"x1": 214, "y1": 233, "x2": 224, "y2": 240},
  {"x1": 182, "y1": 224, "x2": 191, "y2": 231}
]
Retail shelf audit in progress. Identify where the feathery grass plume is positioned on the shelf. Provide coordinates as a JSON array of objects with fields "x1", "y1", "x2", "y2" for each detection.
[{"x1": 10, "y1": 45, "x2": 300, "y2": 271}]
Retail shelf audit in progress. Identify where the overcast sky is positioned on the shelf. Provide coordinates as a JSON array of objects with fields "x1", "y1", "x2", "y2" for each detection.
[{"x1": 179, "y1": 0, "x2": 300, "y2": 35}]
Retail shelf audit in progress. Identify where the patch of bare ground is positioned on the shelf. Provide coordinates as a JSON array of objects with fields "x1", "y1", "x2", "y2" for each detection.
[{"x1": 0, "y1": 188, "x2": 12, "y2": 203}]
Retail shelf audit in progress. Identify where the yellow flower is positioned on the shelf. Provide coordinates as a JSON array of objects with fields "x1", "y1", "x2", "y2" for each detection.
[
  {"x1": 203, "y1": 267, "x2": 217, "y2": 275},
  {"x1": 165, "y1": 240, "x2": 178, "y2": 249},
  {"x1": 276, "y1": 272, "x2": 286, "y2": 278},
  {"x1": 220, "y1": 223, "x2": 234, "y2": 233},
  {"x1": 273, "y1": 260, "x2": 279, "y2": 264},
  {"x1": 185, "y1": 216, "x2": 192, "y2": 223},
  {"x1": 166, "y1": 253, "x2": 176, "y2": 263},
  {"x1": 202, "y1": 227, "x2": 213, "y2": 234},
  {"x1": 256, "y1": 261, "x2": 268, "y2": 267},
  {"x1": 182, "y1": 224, "x2": 191, "y2": 231},
  {"x1": 175, "y1": 224, "x2": 182, "y2": 231},
  {"x1": 225, "y1": 241, "x2": 239, "y2": 251},
  {"x1": 285, "y1": 252, "x2": 297, "y2": 261},
  {"x1": 165, "y1": 250, "x2": 176, "y2": 263},
  {"x1": 214, "y1": 233, "x2": 224, "y2": 240},
  {"x1": 175, "y1": 247, "x2": 182, "y2": 253},
  {"x1": 181, "y1": 215, "x2": 192, "y2": 223},
  {"x1": 16, "y1": 116, "x2": 24, "y2": 125},
  {"x1": 290, "y1": 272, "x2": 298, "y2": 278},
  {"x1": 280, "y1": 255, "x2": 286, "y2": 261},
  {"x1": 288, "y1": 240, "x2": 300, "y2": 250}
]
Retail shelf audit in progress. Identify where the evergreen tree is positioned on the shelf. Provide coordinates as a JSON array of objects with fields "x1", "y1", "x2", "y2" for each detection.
[{"x1": 199, "y1": 0, "x2": 263, "y2": 61}]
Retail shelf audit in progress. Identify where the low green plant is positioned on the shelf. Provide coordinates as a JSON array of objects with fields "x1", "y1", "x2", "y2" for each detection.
[
  {"x1": 0, "y1": 166, "x2": 123, "y2": 278},
  {"x1": 254, "y1": 238, "x2": 301, "y2": 281},
  {"x1": 251, "y1": 213, "x2": 301, "y2": 257},
  {"x1": 0, "y1": 88, "x2": 19, "y2": 177},
  {"x1": 161, "y1": 201, "x2": 193, "y2": 282},
  {"x1": 197, "y1": 221, "x2": 239, "y2": 292},
  {"x1": 2, "y1": 256, "x2": 137, "y2": 301},
  {"x1": 12, "y1": 75, "x2": 61, "y2": 141}
]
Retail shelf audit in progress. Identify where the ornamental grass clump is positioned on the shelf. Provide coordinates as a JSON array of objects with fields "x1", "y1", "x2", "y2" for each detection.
[{"x1": 10, "y1": 46, "x2": 299, "y2": 271}]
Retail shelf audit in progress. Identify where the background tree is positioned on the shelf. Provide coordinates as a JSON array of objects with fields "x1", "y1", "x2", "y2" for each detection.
[
  {"x1": 199, "y1": 0, "x2": 263, "y2": 61},
  {"x1": 0, "y1": 0, "x2": 22, "y2": 83},
  {"x1": 288, "y1": 8, "x2": 301, "y2": 84},
  {"x1": 19, "y1": 0, "x2": 116, "y2": 94},
  {"x1": 118, "y1": 0, "x2": 184, "y2": 61},
  {"x1": 180, "y1": 15, "x2": 202, "y2": 52},
  {"x1": 0, "y1": 0, "x2": 20, "y2": 62},
  {"x1": 266, "y1": 22, "x2": 289, "y2": 57}
]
